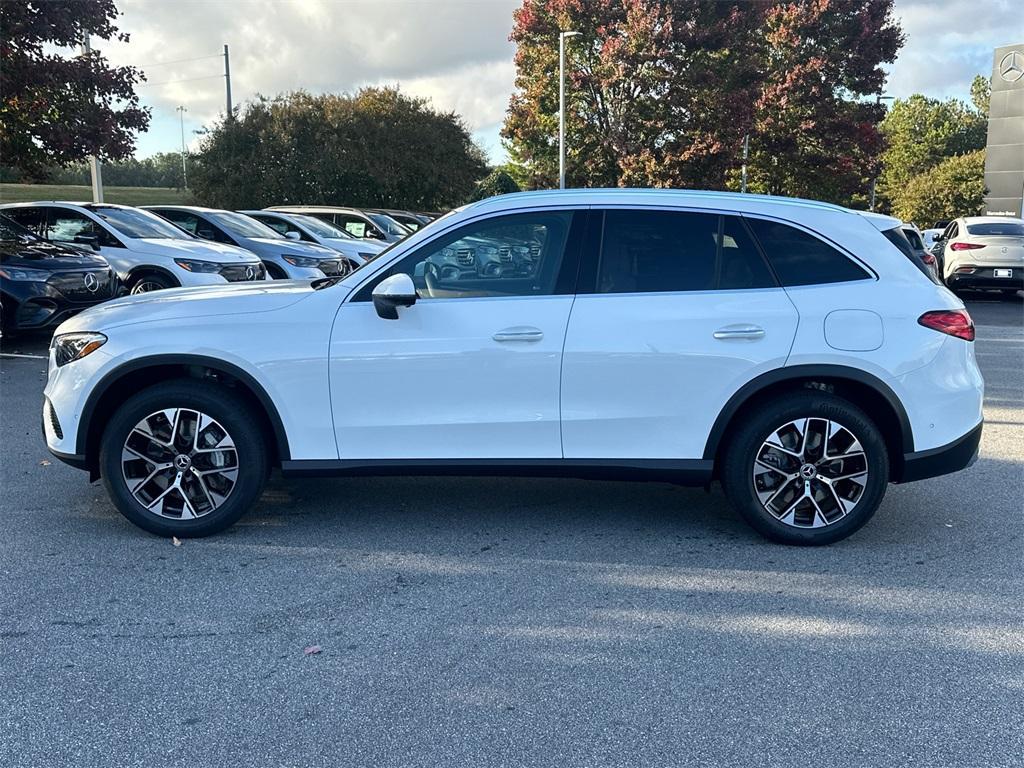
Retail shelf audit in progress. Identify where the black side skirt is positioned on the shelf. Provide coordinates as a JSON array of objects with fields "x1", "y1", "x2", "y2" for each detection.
[
  {"x1": 281, "y1": 458, "x2": 714, "y2": 485},
  {"x1": 896, "y1": 422, "x2": 983, "y2": 483}
]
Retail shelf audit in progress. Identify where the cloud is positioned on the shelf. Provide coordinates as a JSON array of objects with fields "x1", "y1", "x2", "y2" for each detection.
[
  {"x1": 885, "y1": 0, "x2": 1020, "y2": 100},
  {"x1": 99, "y1": 0, "x2": 520, "y2": 159}
]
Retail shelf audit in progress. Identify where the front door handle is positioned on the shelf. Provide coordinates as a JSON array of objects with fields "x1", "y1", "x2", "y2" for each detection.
[
  {"x1": 713, "y1": 325, "x2": 766, "y2": 340},
  {"x1": 493, "y1": 326, "x2": 544, "y2": 342}
]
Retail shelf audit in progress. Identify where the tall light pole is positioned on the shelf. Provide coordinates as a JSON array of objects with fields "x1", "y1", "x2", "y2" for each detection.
[
  {"x1": 869, "y1": 92, "x2": 895, "y2": 211},
  {"x1": 80, "y1": 35, "x2": 104, "y2": 203},
  {"x1": 176, "y1": 106, "x2": 188, "y2": 189},
  {"x1": 558, "y1": 30, "x2": 580, "y2": 190}
]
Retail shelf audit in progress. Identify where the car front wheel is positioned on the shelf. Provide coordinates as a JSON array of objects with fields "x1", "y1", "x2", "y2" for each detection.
[
  {"x1": 721, "y1": 392, "x2": 889, "y2": 545},
  {"x1": 99, "y1": 379, "x2": 269, "y2": 537}
]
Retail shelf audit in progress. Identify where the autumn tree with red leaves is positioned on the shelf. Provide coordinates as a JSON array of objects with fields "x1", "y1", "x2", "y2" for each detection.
[
  {"x1": 1, "y1": 0, "x2": 150, "y2": 179},
  {"x1": 502, "y1": 0, "x2": 903, "y2": 206}
]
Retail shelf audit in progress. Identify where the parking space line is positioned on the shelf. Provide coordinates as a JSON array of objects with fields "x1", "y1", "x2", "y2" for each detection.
[{"x1": 0, "y1": 353, "x2": 47, "y2": 360}]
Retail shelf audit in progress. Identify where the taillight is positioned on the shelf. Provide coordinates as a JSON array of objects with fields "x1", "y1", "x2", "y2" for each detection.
[
  {"x1": 921, "y1": 251, "x2": 936, "y2": 265},
  {"x1": 951, "y1": 242, "x2": 984, "y2": 251},
  {"x1": 918, "y1": 309, "x2": 975, "y2": 341}
]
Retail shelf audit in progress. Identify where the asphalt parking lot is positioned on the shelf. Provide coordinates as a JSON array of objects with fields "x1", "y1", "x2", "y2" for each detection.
[{"x1": 1, "y1": 293, "x2": 1021, "y2": 768}]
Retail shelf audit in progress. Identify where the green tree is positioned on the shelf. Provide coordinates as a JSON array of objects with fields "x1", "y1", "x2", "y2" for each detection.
[
  {"x1": 894, "y1": 149, "x2": 986, "y2": 224},
  {"x1": 502, "y1": 0, "x2": 902, "y2": 205},
  {"x1": 877, "y1": 94, "x2": 987, "y2": 207},
  {"x1": 469, "y1": 169, "x2": 521, "y2": 202},
  {"x1": 970, "y1": 74, "x2": 990, "y2": 115},
  {"x1": 0, "y1": 0, "x2": 150, "y2": 178},
  {"x1": 190, "y1": 88, "x2": 487, "y2": 210}
]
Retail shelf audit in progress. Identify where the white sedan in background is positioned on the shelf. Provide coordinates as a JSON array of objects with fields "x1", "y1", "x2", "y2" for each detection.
[
  {"x1": 241, "y1": 210, "x2": 386, "y2": 265},
  {"x1": 0, "y1": 202, "x2": 266, "y2": 293}
]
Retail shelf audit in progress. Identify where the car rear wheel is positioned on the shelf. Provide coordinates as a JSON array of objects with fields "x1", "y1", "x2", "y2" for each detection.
[
  {"x1": 99, "y1": 379, "x2": 269, "y2": 537},
  {"x1": 129, "y1": 273, "x2": 177, "y2": 294},
  {"x1": 721, "y1": 391, "x2": 889, "y2": 545}
]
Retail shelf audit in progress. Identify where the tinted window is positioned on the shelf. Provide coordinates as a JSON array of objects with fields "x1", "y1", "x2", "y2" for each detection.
[
  {"x1": 2, "y1": 207, "x2": 45, "y2": 235},
  {"x1": 717, "y1": 215, "x2": 776, "y2": 290},
  {"x1": 366, "y1": 212, "x2": 410, "y2": 236},
  {"x1": 966, "y1": 221, "x2": 1024, "y2": 236},
  {"x1": 336, "y1": 215, "x2": 370, "y2": 238},
  {"x1": 251, "y1": 215, "x2": 291, "y2": 236},
  {"x1": 599, "y1": 210, "x2": 718, "y2": 293},
  {"x1": 597, "y1": 211, "x2": 775, "y2": 293},
  {"x1": 0, "y1": 214, "x2": 37, "y2": 241},
  {"x1": 355, "y1": 211, "x2": 574, "y2": 301},
  {"x1": 883, "y1": 228, "x2": 916, "y2": 258},
  {"x1": 747, "y1": 218, "x2": 869, "y2": 286}
]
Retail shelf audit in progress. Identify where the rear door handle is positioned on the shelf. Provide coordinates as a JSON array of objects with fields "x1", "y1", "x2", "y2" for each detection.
[
  {"x1": 713, "y1": 325, "x2": 765, "y2": 340},
  {"x1": 493, "y1": 326, "x2": 544, "y2": 342}
]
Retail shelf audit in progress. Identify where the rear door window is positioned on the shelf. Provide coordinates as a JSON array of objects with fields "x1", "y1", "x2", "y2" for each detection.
[{"x1": 746, "y1": 218, "x2": 870, "y2": 286}]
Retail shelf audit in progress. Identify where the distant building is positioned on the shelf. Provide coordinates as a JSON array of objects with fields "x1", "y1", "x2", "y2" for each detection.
[{"x1": 983, "y1": 43, "x2": 1024, "y2": 217}]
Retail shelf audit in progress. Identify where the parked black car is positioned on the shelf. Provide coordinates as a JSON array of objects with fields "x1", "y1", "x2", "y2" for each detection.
[{"x1": 0, "y1": 214, "x2": 118, "y2": 335}]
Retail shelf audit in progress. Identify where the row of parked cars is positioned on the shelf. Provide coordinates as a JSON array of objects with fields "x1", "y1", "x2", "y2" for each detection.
[
  {"x1": 898, "y1": 217, "x2": 1024, "y2": 293},
  {"x1": 0, "y1": 202, "x2": 438, "y2": 334}
]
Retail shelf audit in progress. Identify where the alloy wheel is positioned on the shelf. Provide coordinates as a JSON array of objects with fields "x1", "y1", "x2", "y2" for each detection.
[
  {"x1": 130, "y1": 280, "x2": 165, "y2": 295},
  {"x1": 752, "y1": 417, "x2": 869, "y2": 529},
  {"x1": 121, "y1": 408, "x2": 239, "y2": 519}
]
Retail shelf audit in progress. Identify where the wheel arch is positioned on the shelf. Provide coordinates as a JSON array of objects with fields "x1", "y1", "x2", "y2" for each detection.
[
  {"x1": 704, "y1": 365, "x2": 913, "y2": 475},
  {"x1": 125, "y1": 265, "x2": 180, "y2": 289},
  {"x1": 78, "y1": 354, "x2": 291, "y2": 476}
]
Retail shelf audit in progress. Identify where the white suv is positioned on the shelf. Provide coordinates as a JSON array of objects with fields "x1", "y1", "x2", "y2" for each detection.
[
  {"x1": 41, "y1": 190, "x2": 984, "y2": 545},
  {"x1": 0, "y1": 202, "x2": 266, "y2": 293}
]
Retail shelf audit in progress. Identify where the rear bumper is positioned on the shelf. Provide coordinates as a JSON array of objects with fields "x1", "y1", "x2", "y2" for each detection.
[
  {"x1": 947, "y1": 269, "x2": 1023, "y2": 290},
  {"x1": 896, "y1": 421, "x2": 982, "y2": 483}
]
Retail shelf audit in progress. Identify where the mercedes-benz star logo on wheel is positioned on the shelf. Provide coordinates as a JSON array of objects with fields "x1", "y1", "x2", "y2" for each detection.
[
  {"x1": 83, "y1": 273, "x2": 99, "y2": 292},
  {"x1": 999, "y1": 50, "x2": 1024, "y2": 83},
  {"x1": 245, "y1": 265, "x2": 257, "y2": 280}
]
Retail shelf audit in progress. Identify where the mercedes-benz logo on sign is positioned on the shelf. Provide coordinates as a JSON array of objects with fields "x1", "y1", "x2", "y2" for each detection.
[
  {"x1": 245, "y1": 265, "x2": 257, "y2": 280},
  {"x1": 999, "y1": 50, "x2": 1024, "y2": 83},
  {"x1": 83, "y1": 272, "x2": 99, "y2": 292}
]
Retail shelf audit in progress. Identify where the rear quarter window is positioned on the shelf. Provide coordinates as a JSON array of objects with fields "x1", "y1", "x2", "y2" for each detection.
[{"x1": 746, "y1": 218, "x2": 870, "y2": 287}]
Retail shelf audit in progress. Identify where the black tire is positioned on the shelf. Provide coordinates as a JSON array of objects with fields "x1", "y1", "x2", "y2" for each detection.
[
  {"x1": 99, "y1": 379, "x2": 269, "y2": 537},
  {"x1": 128, "y1": 272, "x2": 177, "y2": 294},
  {"x1": 720, "y1": 391, "x2": 889, "y2": 546}
]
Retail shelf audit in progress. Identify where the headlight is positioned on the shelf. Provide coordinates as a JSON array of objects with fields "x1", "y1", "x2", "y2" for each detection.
[
  {"x1": 0, "y1": 266, "x2": 50, "y2": 282},
  {"x1": 477, "y1": 245, "x2": 498, "y2": 258},
  {"x1": 174, "y1": 258, "x2": 222, "y2": 273},
  {"x1": 51, "y1": 332, "x2": 107, "y2": 367},
  {"x1": 282, "y1": 255, "x2": 320, "y2": 268}
]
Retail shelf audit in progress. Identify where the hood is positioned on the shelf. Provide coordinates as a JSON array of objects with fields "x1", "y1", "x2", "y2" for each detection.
[
  {"x1": 57, "y1": 279, "x2": 315, "y2": 333},
  {"x1": 1, "y1": 240, "x2": 110, "y2": 271},
  {"x1": 242, "y1": 237, "x2": 337, "y2": 256},
  {"x1": 131, "y1": 238, "x2": 261, "y2": 262},
  {"x1": 334, "y1": 238, "x2": 385, "y2": 254}
]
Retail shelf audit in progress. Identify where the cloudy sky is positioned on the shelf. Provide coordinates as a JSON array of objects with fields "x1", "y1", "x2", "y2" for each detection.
[{"x1": 95, "y1": 0, "x2": 1019, "y2": 163}]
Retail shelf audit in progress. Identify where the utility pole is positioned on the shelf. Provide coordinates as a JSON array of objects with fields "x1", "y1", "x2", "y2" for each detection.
[
  {"x1": 869, "y1": 92, "x2": 894, "y2": 211},
  {"x1": 558, "y1": 30, "x2": 580, "y2": 190},
  {"x1": 741, "y1": 134, "x2": 749, "y2": 193},
  {"x1": 176, "y1": 106, "x2": 189, "y2": 189},
  {"x1": 80, "y1": 35, "x2": 105, "y2": 203},
  {"x1": 223, "y1": 44, "x2": 233, "y2": 118}
]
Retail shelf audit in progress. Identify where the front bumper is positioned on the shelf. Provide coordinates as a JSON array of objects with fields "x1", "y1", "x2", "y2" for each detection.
[
  {"x1": 896, "y1": 421, "x2": 983, "y2": 483},
  {"x1": 2, "y1": 273, "x2": 118, "y2": 331}
]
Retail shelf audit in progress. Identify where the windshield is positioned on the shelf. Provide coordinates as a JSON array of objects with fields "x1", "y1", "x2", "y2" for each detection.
[
  {"x1": 209, "y1": 211, "x2": 284, "y2": 239},
  {"x1": 966, "y1": 221, "x2": 1024, "y2": 237},
  {"x1": 366, "y1": 212, "x2": 411, "y2": 237},
  {"x1": 0, "y1": 215, "x2": 37, "y2": 242},
  {"x1": 89, "y1": 206, "x2": 191, "y2": 239},
  {"x1": 902, "y1": 228, "x2": 923, "y2": 250},
  {"x1": 293, "y1": 214, "x2": 354, "y2": 239}
]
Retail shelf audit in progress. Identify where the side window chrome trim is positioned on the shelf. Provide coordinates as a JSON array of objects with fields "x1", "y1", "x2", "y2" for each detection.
[
  {"x1": 739, "y1": 212, "x2": 878, "y2": 281},
  {"x1": 343, "y1": 205, "x2": 593, "y2": 305}
]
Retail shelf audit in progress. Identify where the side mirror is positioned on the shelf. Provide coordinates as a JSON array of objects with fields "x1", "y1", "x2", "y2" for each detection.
[
  {"x1": 284, "y1": 231, "x2": 301, "y2": 241},
  {"x1": 72, "y1": 234, "x2": 99, "y2": 251},
  {"x1": 372, "y1": 273, "x2": 417, "y2": 320}
]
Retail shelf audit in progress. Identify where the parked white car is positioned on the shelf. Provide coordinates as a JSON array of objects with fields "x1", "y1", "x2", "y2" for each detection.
[
  {"x1": 934, "y1": 216, "x2": 1024, "y2": 294},
  {"x1": 42, "y1": 189, "x2": 983, "y2": 545},
  {"x1": 0, "y1": 202, "x2": 265, "y2": 293},
  {"x1": 241, "y1": 210, "x2": 386, "y2": 266}
]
